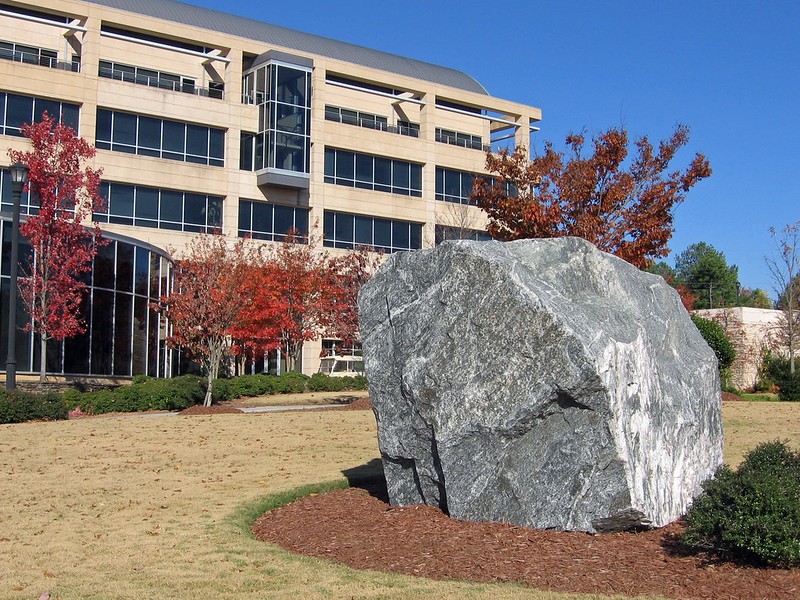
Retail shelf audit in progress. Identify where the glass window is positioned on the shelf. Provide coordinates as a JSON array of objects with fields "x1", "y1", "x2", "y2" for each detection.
[
  {"x1": 209, "y1": 129, "x2": 224, "y2": 161},
  {"x1": 335, "y1": 150, "x2": 355, "y2": 181},
  {"x1": 90, "y1": 289, "x2": 114, "y2": 374},
  {"x1": 274, "y1": 133, "x2": 304, "y2": 171},
  {"x1": 240, "y1": 132, "x2": 254, "y2": 171},
  {"x1": 273, "y1": 204, "x2": 295, "y2": 237},
  {"x1": 109, "y1": 184, "x2": 134, "y2": 225},
  {"x1": 162, "y1": 120, "x2": 185, "y2": 154},
  {"x1": 111, "y1": 112, "x2": 136, "y2": 147},
  {"x1": 334, "y1": 213, "x2": 354, "y2": 246},
  {"x1": 275, "y1": 66, "x2": 308, "y2": 106},
  {"x1": 137, "y1": 116, "x2": 161, "y2": 153},
  {"x1": 134, "y1": 247, "x2": 149, "y2": 296},
  {"x1": 207, "y1": 197, "x2": 222, "y2": 228},
  {"x1": 61, "y1": 104, "x2": 79, "y2": 131},
  {"x1": 185, "y1": 124, "x2": 208, "y2": 158},
  {"x1": 135, "y1": 187, "x2": 159, "y2": 223},
  {"x1": 374, "y1": 157, "x2": 392, "y2": 191},
  {"x1": 96, "y1": 109, "x2": 112, "y2": 147},
  {"x1": 355, "y1": 154, "x2": 373, "y2": 187},
  {"x1": 251, "y1": 200, "x2": 271, "y2": 234},
  {"x1": 393, "y1": 221, "x2": 410, "y2": 249},
  {"x1": 392, "y1": 161, "x2": 409, "y2": 191},
  {"x1": 324, "y1": 148, "x2": 335, "y2": 179},
  {"x1": 116, "y1": 243, "x2": 134, "y2": 293},
  {"x1": 410, "y1": 224, "x2": 422, "y2": 249},
  {"x1": 374, "y1": 218, "x2": 391, "y2": 249},
  {"x1": 34, "y1": 98, "x2": 60, "y2": 122},
  {"x1": 113, "y1": 293, "x2": 132, "y2": 376},
  {"x1": 238, "y1": 199, "x2": 252, "y2": 232},
  {"x1": 6, "y1": 94, "x2": 33, "y2": 134},
  {"x1": 355, "y1": 215, "x2": 372, "y2": 246},
  {"x1": 93, "y1": 243, "x2": 116, "y2": 290},
  {"x1": 183, "y1": 193, "x2": 206, "y2": 230},
  {"x1": 159, "y1": 189, "x2": 183, "y2": 227},
  {"x1": 410, "y1": 164, "x2": 422, "y2": 195}
]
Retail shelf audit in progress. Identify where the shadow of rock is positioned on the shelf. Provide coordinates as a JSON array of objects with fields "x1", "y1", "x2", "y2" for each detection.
[{"x1": 342, "y1": 458, "x2": 389, "y2": 503}]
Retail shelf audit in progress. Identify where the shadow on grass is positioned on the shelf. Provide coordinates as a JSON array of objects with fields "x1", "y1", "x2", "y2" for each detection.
[{"x1": 342, "y1": 458, "x2": 389, "y2": 503}]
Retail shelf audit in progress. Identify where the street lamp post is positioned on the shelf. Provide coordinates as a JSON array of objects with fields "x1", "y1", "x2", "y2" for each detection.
[{"x1": 6, "y1": 162, "x2": 29, "y2": 390}]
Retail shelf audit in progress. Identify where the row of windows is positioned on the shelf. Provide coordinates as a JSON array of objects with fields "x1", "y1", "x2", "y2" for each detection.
[
  {"x1": 94, "y1": 182, "x2": 222, "y2": 233},
  {"x1": 324, "y1": 105, "x2": 420, "y2": 138},
  {"x1": 0, "y1": 91, "x2": 79, "y2": 136},
  {"x1": 95, "y1": 109, "x2": 225, "y2": 167},
  {"x1": 435, "y1": 167, "x2": 481, "y2": 205},
  {"x1": 435, "y1": 225, "x2": 492, "y2": 244},
  {"x1": 435, "y1": 128, "x2": 486, "y2": 151},
  {"x1": 98, "y1": 60, "x2": 224, "y2": 99},
  {"x1": 239, "y1": 131, "x2": 309, "y2": 173},
  {"x1": 0, "y1": 223, "x2": 174, "y2": 378},
  {"x1": 324, "y1": 148, "x2": 422, "y2": 197},
  {"x1": 323, "y1": 210, "x2": 422, "y2": 253},
  {"x1": 238, "y1": 199, "x2": 309, "y2": 241},
  {"x1": 434, "y1": 167, "x2": 515, "y2": 205}
]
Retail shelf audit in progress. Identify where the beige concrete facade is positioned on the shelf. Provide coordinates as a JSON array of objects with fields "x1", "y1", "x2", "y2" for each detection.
[
  {"x1": 0, "y1": 0, "x2": 541, "y2": 375},
  {"x1": 694, "y1": 307, "x2": 785, "y2": 391}
]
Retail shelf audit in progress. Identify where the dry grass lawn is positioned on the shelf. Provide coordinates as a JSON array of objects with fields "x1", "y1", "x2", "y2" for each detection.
[{"x1": 0, "y1": 401, "x2": 796, "y2": 600}]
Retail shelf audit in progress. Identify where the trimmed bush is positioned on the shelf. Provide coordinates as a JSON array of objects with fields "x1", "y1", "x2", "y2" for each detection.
[
  {"x1": 764, "y1": 354, "x2": 800, "y2": 401},
  {"x1": 68, "y1": 375, "x2": 207, "y2": 414},
  {"x1": 691, "y1": 315, "x2": 736, "y2": 371},
  {"x1": 0, "y1": 390, "x2": 69, "y2": 424},
  {"x1": 681, "y1": 441, "x2": 800, "y2": 567}
]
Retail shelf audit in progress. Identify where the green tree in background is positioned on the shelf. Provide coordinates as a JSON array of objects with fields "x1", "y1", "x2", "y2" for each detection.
[{"x1": 675, "y1": 242, "x2": 740, "y2": 309}]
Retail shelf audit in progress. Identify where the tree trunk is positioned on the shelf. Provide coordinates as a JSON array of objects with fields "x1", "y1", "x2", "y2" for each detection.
[{"x1": 39, "y1": 333, "x2": 48, "y2": 383}]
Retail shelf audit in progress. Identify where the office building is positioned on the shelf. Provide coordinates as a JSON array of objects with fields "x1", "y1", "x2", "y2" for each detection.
[{"x1": 0, "y1": 0, "x2": 541, "y2": 377}]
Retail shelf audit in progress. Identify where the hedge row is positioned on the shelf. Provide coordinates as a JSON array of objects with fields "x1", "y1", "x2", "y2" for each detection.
[
  {"x1": 0, "y1": 390, "x2": 68, "y2": 423},
  {"x1": 0, "y1": 371, "x2": 368, "y2": 423}
]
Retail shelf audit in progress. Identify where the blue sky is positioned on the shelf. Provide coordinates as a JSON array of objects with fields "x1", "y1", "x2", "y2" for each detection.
[{"x1": 184, "y1": 0, "x2": 798, "y2": 297}]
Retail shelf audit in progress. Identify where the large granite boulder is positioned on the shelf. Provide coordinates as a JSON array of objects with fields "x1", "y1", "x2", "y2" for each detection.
[{"x1": 358, "y1": 237, "x2": 723, "y2": 533}]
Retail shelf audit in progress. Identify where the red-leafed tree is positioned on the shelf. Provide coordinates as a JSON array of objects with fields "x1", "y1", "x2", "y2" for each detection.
[
  {"x1": 326, "y1": 247, "x2": 381, "y2": 349},
  {"x1": 471, "y1": 125, "x2": 712, "y2": 268},
  {"x1": 8, "y1": 113, "x2": 105, "y2": 382},
  {"x1": 265, "y1": 234, "x2": 340, "y2": 373},
  {"x1": 155, "y1": 233, "x2": 254, "y2": 406},
  {"x1": 228, "y1": 260, "x2": 284, "y2": 365},
  {"x1": 229, "y1": 237, "x2": 379, "y2": 372}
]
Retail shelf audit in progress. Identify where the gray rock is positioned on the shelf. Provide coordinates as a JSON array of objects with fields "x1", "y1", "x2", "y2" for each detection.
[{"x1": 358, "y1": 237, "x2": 723, "y2": 533}]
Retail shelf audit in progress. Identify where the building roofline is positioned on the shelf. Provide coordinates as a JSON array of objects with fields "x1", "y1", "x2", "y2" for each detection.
[{"x1": 82, "y1": 0, "x2": 491, "y2": 95}]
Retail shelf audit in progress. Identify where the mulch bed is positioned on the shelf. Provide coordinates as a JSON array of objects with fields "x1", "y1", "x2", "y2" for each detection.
[
  {"x1": 250, "y1": 396, "x2": 799, "y2": 599},
  {"x1": 253, "y1": 485, "x2": 800, "y2": 599}
]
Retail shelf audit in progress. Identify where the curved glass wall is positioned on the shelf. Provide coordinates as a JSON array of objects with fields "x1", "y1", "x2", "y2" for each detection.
[{"x1": 0, "y1": 217, "x2": 176, "y2": 377}]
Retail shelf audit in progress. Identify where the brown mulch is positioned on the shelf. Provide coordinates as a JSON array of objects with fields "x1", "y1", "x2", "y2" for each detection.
[
  {"x1": 254, "y1": 451, "x2": 799, "y2": 600},
  {"x1": 722, "y1": 391, "x2": 743, "y2": 402}
]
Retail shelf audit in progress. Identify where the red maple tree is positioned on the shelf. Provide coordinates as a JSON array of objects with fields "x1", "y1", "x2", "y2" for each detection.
[
  {"x1": 471, "y1": 125, "x2": 712, "y2": 268},
  {"x1": 8, "y1": 113, "x2": 105, "y2": 382},
  {"x1": 154, "y1": 234, "x2": 254, "y2": 406},
  {"x1": 326, "y1": 247, "x2": 381, "y2": 349}
]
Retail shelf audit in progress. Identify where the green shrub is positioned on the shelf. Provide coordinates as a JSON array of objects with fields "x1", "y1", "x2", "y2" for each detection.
[
  {"x1": 308, "y1": 372, "x2": 345, "y2": 391},
  {"x1": 270, "y1": 372, "x2": 309, "y2": 394},
  {"x1": 764, "y1": 354, "x2": 800, "y2": 401},
  {"x1": 681, "y1": 441, "x2": 800, "y2": 567},
  {"x1": 692, "y1": 315, "x2": 736, "y2": 371},
  {"x1": 0, "y1": 390, "x2": 69, "y2": 424},
  {"x1": 70, "y1": 375, "x2": 206, "y2": 414},
  {"x1": 210, "y1": 378, "x2": 234, "y2": 402}
]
